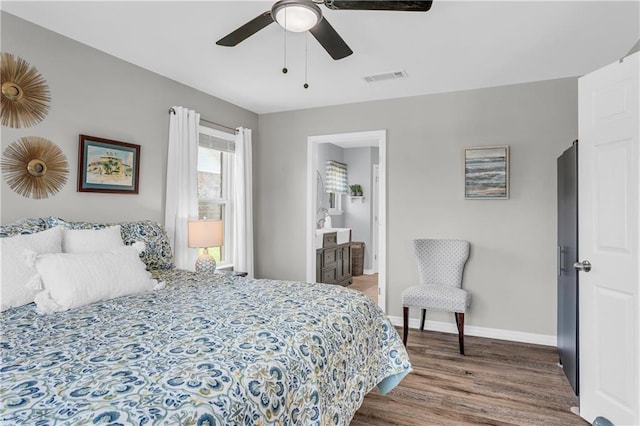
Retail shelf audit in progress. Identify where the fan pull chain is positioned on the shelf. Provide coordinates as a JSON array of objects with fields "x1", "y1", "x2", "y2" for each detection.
[
  {"x1": 282, "y1": 7, "x2": 288, "y2": 74},
  {"x1": 304, "y1": 32, "x2": 309, "y2": 89}
]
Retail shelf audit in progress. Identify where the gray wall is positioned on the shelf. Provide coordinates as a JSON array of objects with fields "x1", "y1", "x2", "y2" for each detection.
[
  {"x1": 1, "y1": 12, "x2": 258, "y2": 224},
  {"x1": 256, "y1": 78, "x2": 578, "y2": 336}
]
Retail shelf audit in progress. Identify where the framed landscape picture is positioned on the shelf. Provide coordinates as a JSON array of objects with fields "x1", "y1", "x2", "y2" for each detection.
[
  {"x1": 78, "y1": 135, "x2": 140, "y2": 194},
  {"x1": 464, "y1": 145, "x2": 509, "y2": 199}
]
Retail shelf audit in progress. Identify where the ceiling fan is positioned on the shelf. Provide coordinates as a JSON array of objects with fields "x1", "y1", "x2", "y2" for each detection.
[{"x1": 216, "y1": 0, "x2": 433, "y2": 60}]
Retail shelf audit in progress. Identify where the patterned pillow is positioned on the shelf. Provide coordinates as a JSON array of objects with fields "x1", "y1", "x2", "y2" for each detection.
[
  {"x1": 0, "y1": 218, "x2": 49, "y2": 237},
  {"x1": 46, "y1": 217, "x2": 174, "y2": 270},
  {"x1": 45, "y1": 217, "x2": 105, "y2": 231},
  {"x1": 118, "y1": 221, "x2": 174, "y2": 270}
]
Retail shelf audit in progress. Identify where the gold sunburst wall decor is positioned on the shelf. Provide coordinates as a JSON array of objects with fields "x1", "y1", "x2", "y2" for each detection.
[
  {"x1": 1, "y1": 52, "x2": 51, "y2": 128},
  {"x1": 1, "y1": 137, "x2": 69, "y2": 199}
]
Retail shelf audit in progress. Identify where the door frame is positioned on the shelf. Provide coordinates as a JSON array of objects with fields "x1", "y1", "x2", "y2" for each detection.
[
  {"x1": 306, "y1": 130, "x2": 387, "y2": 312},
  {"x1": 372, "y1": 163, "x2": 380, "y2": 274}
]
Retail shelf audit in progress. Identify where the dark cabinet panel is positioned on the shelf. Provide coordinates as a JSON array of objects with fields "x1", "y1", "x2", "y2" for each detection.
[
  {"x1": 323, "y1": 233, "x2": 337, "y2": 247},
  {"x1": 557, "y1": 141, "x2": 579, "y2": 396},
  {"x1": 316, "y1": 232, "x2": 352, "y2": 287},
  {"x1": 316, "y1": 250, "x2": 323, "y2": 283},
  {"x1": 335, "y1": 244, "x2": 351, "y2": 283},
  {"x1": 322, "y1": 268, "x2": 336, "y2": 283},
  {"x1": 323, "y1": 249, "x2": 336, "y2": 265}
]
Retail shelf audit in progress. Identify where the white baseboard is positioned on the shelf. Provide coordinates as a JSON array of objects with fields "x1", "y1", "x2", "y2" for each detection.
[
  {"x1": 387, "y1": 315, "x2": 556, "y2": 347},
  {"x1": 363, "y1": 269, "x2": 374, "y2": 275}
]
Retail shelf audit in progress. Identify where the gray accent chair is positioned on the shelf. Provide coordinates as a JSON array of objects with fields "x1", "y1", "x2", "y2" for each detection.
[{"x1": 401, "y1": 239, "x2": 471, "y2": 354}]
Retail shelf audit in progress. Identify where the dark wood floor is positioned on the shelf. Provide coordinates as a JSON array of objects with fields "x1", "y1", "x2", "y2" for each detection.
[{"x1": 352, "y1": 328, "x2": 586, "y2": 426}]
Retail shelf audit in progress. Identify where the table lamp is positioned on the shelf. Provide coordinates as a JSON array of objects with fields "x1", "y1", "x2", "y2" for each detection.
[{"x1": 188, "y1": 219, "x2": 223, "y2": 274}]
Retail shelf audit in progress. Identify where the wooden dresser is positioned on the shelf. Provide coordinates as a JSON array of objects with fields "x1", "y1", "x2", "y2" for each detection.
[{"x1": 316, "y1": 231, "x2": 352, "y2": 287}]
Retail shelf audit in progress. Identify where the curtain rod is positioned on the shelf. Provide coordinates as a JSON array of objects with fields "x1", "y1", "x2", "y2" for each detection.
[{"x1": 168, "y1": 107, "x2": 238, "y2": 134}]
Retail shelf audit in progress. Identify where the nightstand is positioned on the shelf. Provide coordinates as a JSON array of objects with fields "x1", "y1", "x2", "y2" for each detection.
[{"x1": 216, "y1": 270, "x2": 248, "y2": 277}]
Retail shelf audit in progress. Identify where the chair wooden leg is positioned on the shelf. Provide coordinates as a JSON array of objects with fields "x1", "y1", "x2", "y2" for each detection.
[
  {"x1": 403, "y1": 306, "x2": 409, "y2": 346},
  {"x1": 420, "y1": 309, "x2": 426, "y2": 331},
  {"x1": 455, "y1": 312, "x2": 465, "y2": 355}
]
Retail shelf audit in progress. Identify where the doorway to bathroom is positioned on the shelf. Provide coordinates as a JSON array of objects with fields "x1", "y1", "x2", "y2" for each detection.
[{"x1": 306, "y1": 130, "x2": 387, "y2": 312}]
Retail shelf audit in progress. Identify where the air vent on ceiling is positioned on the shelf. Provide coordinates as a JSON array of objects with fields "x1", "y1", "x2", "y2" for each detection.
[{"x1": 363, "y1": 70, "x2": 408, "y2": 83}]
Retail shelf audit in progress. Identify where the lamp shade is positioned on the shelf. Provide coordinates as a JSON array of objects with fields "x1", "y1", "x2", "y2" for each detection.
[
  {"x1": 188, "y1": 220, "x2": 223, "y2": 248},
  {"x1": 272, "y1": 0, "x2": 322, "y2": 32}
]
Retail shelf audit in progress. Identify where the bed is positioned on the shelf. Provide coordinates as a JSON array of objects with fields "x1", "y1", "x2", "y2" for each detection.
[{"x1": 0, "y1": 218, "x2": 411, "y2": 425}]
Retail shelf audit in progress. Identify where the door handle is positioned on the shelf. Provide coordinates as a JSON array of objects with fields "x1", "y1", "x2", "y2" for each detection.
[
  {"x1": 558, "y1": 246, "x2": 566, "y2": 275},
  {"x1": 573, "y1": 260, "x2": 592, "y2": 272}
]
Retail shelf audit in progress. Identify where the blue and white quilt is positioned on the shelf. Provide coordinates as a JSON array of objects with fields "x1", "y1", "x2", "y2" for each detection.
[{"x1": 1, "y1": 270, "x2": 411, "y2": 425}]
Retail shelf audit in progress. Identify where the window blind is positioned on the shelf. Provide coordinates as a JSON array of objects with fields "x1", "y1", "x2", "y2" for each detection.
[
  {"x1": 326, "y1": 160, "x2": 348, "y2": 193},
  {"x1": 199, "y1": 131, "x2": 235, "y2": 153}
]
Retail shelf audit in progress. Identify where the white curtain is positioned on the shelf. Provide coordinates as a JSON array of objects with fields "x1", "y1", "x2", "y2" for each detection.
[
  {"x1": 233, "y1": 127, "x2": 254, "y2": 277},
  {"x1": 165, "y1": 106, "x2": 200, "y2": 270}
]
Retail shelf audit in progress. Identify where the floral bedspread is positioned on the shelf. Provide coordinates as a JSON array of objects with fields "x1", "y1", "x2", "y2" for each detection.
[{"x1": 1, "y1": 270, "x2": 411, "y2": 425}]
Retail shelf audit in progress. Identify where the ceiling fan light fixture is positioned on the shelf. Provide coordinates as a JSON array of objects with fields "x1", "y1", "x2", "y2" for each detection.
[{"x1": 272, "y1": 0, "x2": 322, "y2": 32}]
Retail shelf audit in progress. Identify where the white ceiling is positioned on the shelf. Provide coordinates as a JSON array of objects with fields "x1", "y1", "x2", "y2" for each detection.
[{"x1": 3, "y1": 1, "x2": 639, "y2": 114}]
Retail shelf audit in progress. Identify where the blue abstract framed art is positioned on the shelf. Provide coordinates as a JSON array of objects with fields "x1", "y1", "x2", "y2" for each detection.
[
  {"x1": 464, "y1": 145, "x2": 510, "y2": 199},
  {"x1": 78, "y1": 134, "x2": 140, "y2": 194}
]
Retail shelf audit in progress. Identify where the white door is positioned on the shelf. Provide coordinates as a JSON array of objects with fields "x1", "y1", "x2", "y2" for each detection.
[{"x1": 578, "y1": 52, "x2": 639, "y2": 425}]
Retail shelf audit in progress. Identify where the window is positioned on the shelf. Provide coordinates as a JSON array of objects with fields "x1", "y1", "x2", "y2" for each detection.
[
  {"x1": 326, "y1": 160, "x2": 347, "y2": 214},
  {"x1": 197, "y1": 126, "x2": 235, "y2": 266},
  {"x1": 328, "y1": 192, "x2": 342, "y2": 212}
]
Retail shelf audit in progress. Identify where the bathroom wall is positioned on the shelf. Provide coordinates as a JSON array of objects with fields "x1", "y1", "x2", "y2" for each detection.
[
  {"x1": 316, "y1": 143, "x2": 379, "y2": 270},
  {"x1": 343, "y1": 147, "x2": 378, "y2": 271}
]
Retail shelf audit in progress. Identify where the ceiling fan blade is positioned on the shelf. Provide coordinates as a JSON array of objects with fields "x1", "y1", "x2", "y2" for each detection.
[
  {"x1": 309, "y1": 18, "x2": 353, "y2": 60},
  {"x1": 216, "y1": 11, "x2": 274, "y2": 47},
  {"x1": 324, "y1": 1, "x2": 432, "y2": 12}
]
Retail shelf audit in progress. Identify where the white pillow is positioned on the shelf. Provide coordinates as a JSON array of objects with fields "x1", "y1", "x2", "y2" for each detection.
[
  {"x1": 26, "y1": 243, "x2": 157, "y2": 313},
  {"x1": 0, "y1": 227, "x2": 63, "y2": 311},
  {"x1": 62, "y1": 225, "x2": 124, "y2": 253}
]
